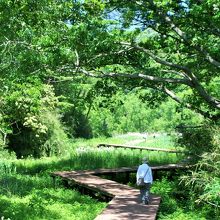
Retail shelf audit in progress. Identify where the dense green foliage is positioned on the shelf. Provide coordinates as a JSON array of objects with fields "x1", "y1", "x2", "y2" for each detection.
[
  {"x1": 0, "y1": 0, "x2": 219, "y2": 219},
  {"x1": 0, "y1": 0, "x2": 219, "y2": 156},
  {"x1": 1, "y1": 81, "x2": 70, "y2": 158},
  {"x1": 177, "y1": 122, "x2": 219, "y2": 159},
  {"x1": 89, "y1": 91, "x2": 203, "y2": 136},
  {"x1": 179, "y1": 123, "x2": 220, "y2": 211},
  {"x1": 0, "y1": 164, "x2": 105, "y2": 220}
]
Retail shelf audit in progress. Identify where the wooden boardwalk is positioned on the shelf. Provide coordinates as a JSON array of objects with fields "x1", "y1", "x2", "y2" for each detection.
[
  {"x1": 97, "y1": 143, "x2": 185, "y2": 153},
  {"x1": 95, "y1": 194, "x2": 160, "y2": 220},
  {"x1": 61, "y1": 163, "x2": 188, "y2": 176},
  {"x1": 51, "y1": 164, "x2": 188, "y2": 220},
  {"x1": 51, "y1": 170, "x2": 160, "y2": 220}
]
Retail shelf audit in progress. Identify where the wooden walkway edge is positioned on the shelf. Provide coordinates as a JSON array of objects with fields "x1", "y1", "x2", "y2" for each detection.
[
  {"x1": 97, "y1": 143, "x2": 185, "y2": 153},
  {"x1": 50, "y1": 164, "x2": 188, "y2": 220}
]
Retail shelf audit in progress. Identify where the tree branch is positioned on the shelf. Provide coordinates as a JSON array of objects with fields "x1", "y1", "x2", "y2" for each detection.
[
  {"x1": 0, "y1": 128, "x2": 7, "y2": 146},
  {"x1": 161, "y1": 69, "x2": 190, "y2": 78},
  {"x1": 78, "y1": 68, "x2": 193, "y2": 86},
  {"x1": 120, "y1": 42, "x2": 220, "y2": 109},
  {"x1": 147, "y1": 0, "x2": 220, "y2": 68},
  {"x1": 120, "y1": 42, "x2": 191, "y2": 73},
  {"x1": 59, "y1": 64, "x2": 220, "y2": 110},
  {"x1": 87, "y1": 48, "x2": 133, "y2": 63},
  {"x1": 164, "y1": 13, "x2": 220, "y2": 69},
  {"x1": 161, "y1": 86, "x2": 211, "y2": 118}
]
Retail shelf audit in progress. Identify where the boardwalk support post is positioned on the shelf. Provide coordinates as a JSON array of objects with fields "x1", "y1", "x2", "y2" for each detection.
[{"x1": 51, "y1": 175, "x2": 56, "y2": 188}]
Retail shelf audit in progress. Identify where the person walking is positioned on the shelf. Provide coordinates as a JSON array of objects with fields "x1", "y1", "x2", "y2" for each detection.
[{"x1": 136, "y1": 157, "x2": 153, "y2": 205}]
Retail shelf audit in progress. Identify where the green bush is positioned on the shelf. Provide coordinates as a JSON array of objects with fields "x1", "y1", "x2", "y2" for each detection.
[
  {"x1": 60, "y1": 104, "x2": 93, "y2": 139},
  {"x1": 2, "y1": 82, "x2": 70, "y2": 158},
  {"x1": 159, "y1": 208, "x2": 206, "y2": 220},
  {"x1": 179, "y1": 123, "x2": 220, "y2": 218},
  {"x1": 176, "y1": 123, "x2": 217, "y2": 160},
  {"x1": 152, "y1": 178, "x2": 178, "y2": 214}
]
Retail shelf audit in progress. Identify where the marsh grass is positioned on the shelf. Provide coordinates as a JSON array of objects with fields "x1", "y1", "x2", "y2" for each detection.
[
  {"x1": 0, "y1": 159, "x2": 106, "y2": 220},
  {"x1": 0, "y1": 185, "x2": 105, "y2": 220},
  {"x1": 12, "y1": 147, "x2": 180, "y2": 175},
  {"x1": 73, "y1": 133, "x2": 184, "y2": 151},
  {"x1": 0, "y1": 134, "x2": 186, "y2": 220},
  {"x1": 70, "y1": 134, "x2": 146, "y2": 149},
  {"x1": 137, "y1": 134, "x2": 176, "y2": 149}
]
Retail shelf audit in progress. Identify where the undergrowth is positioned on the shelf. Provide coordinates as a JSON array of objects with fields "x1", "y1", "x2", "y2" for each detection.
[{"x1": 0, "y1": 134, "x2": 215, "y2": 219}]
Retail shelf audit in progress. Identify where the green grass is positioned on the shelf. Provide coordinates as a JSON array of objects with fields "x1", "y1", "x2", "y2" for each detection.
[
  {"x1": 0, "y1": 161, "x2": 106, "y2": 220},
  {"x1": 0, "y1": 134, "x2": 207, "y2": 220},
  {"x1": 70, "y1": 134, "x2": 147, "y2": 148},
  {"x1": 137, "y1": 133, "x2": 183, "y2": 149},
  {"x1": 151, "y1": 177, "x2": 214, "y2": 220},
  {"x1": 10, "y1": 147, "x2": 180, "y2": 175},
  {"x1": 73, "y1": 133, "x2": 184, "y2": 151},
  {"x1": 0, "y1": 180, "x2": 105, "y2": 220}
]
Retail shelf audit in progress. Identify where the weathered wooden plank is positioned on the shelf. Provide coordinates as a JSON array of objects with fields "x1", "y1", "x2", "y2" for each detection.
[
  {"x1": 97, "y1": 143, "x2": 185, "y2": 153},
  {"x1": 63, "y1": 173, "x2": 137, "y2": 196}
]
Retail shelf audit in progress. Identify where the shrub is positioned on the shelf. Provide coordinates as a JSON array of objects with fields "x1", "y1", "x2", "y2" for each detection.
[
  {"x1": 179, "y1": 123, "x2": 220, "y2": 218},
  {"x1": 151, "y1": 178, "x2": 178, "y2": 214},
  {"x1": 3, "y1": 83, "x2": 69, "y2": 158},
  {"x1": 176, "y1": 123, "x2": 218, "y2": 161}
]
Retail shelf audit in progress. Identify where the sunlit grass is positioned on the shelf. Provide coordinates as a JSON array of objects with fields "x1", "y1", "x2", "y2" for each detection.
[
  {"x1": 0, "y1": 160, "x2": 106, "y2": 220},
  {"x1": 137, "y1": 134, "x2": 176, "y2": 148},
  {"x1": 10, "y1": 147, "x2": 181, "y2": 175},
  {"x1": 0, "y1": 186, "x2": 105, "y2": 220},
  {"x1": 0, "y1": 134, "x2": 186, "y2": 220},
  {"x1": 71, "y1": 132, "x2": 184, "y2": 150},
  {"x1": 70, "y1": 134, "x2": 146, "y2": 149}
]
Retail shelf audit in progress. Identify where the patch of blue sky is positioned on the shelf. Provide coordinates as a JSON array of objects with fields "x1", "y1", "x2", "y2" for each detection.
[
  {"x1": 167, "y1": 11, "x2": 175, "y2": 16},
  {"x1": 167, "y1": 0, "x2": 190, "y2": 16},
  {"x1": 179, "y1": 0, "x2": 190, "y2": 12},
  {"x1": 64, "y1": 19, "x2": 72, "y2": 28},
  {"x1": 106, "y1": 9, "x2": 121, "y2": 20},
  {"x1": 105, "y1": 9, "x2": 146, "y2": 31},
  {"x1": 104, "y1": 9, "x2": 124, "y2": 31},
  {"x1": 107, "y1": 1, "x2": 190, "y2": 31}
]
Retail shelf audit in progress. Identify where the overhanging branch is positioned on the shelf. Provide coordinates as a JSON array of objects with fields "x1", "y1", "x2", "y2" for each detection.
[
  {"x1": 119, "y1": 42, "x2": 220, "y2": 110},
  {"x1": 78, "y1": 68, "x2": 192, "y2": 86},
  {"x1": 164, "y1": 16, "x2": 220, "y2": 69},
  {"x1": 161, "y1": 86, "x2": 212, "y2": 118},
  {"x1": 120, "y1": 42, "x2": 191, "y2": 73}
]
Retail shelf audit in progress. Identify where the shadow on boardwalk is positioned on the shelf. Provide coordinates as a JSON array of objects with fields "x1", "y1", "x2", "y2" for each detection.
[{"x1": 95, "y1": 194, "x2": 160, "y2": 220}]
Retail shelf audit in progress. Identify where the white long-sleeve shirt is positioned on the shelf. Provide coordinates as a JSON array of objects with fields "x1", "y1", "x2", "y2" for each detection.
[{"x1": 136, "y1": 163, "x2": 153, "y2": 184}]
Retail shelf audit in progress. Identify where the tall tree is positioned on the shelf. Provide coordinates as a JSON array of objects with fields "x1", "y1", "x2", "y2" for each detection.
[
  {"x1": 1, "y1": 0, "x2": 219, "y2": 134},
  {"x1": 57, "y1": 0, "x2": 220, "y2": 120}
]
